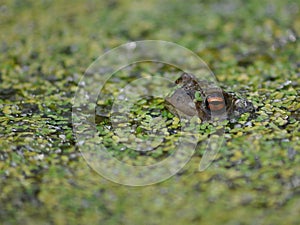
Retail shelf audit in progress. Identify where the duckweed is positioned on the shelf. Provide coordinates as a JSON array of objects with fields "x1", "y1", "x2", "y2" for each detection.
[{"x1": 1, "y1": 0, "x2": 300, "y2": 224}]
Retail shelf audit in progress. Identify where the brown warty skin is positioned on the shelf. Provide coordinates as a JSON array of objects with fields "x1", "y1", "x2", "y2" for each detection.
[{"x1": 165, "y1": 73, "x2": 255, "y2": 121}]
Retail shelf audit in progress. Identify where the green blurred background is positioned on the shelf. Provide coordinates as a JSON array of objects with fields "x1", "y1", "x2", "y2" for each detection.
[{"x1": 0, "y1": 0, "x2": 299, "y2": 224}]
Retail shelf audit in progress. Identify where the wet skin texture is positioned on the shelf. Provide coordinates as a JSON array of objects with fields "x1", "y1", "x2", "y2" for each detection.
[{"x1": 166, "y1": 73, "x2": 255, "y2": 121}]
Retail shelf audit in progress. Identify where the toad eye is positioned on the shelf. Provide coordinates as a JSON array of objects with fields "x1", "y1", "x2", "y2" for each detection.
[{"x1": 206, "y1": 96, "x2": 226, "y2": 112}]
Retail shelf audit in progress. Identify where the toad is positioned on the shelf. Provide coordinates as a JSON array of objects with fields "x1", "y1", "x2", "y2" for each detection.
[{"x1": 165, "y1": 73, "x2": 255, "y2": 121}]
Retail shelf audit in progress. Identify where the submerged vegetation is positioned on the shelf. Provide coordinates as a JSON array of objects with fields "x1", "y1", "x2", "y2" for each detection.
[{"x1": 0, "y1": 0, "x2": 299, "y2": 224}]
